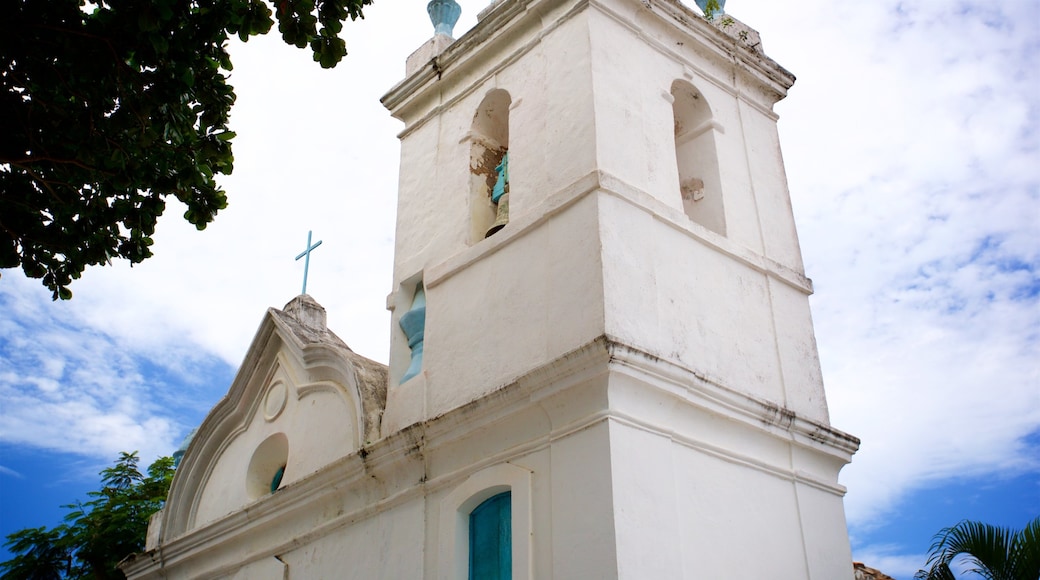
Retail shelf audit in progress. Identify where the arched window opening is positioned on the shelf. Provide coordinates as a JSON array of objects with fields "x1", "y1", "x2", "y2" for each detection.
[
  {"x1": 468, "y1": 89, "x2": 511, "y2": 242},
  {"x1": 468, "y1": 491, "x2": 512, "y2": 580},
  {"x1": 246, "y1": 433, "x2": 289, "y2": 500},
  {"x1": 671, "y1": 80, "x2": 726, "y2": 236}
]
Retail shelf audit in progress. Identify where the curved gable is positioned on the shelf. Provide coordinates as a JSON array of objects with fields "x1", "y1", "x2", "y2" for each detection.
[{"x1": 159, "y1": 296, "x2": 388, "y2": 541}]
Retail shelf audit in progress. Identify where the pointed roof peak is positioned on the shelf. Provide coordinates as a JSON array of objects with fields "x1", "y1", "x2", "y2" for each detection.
[{"x1": 283, "y1": 294, "x2": 327, "y2": 333}]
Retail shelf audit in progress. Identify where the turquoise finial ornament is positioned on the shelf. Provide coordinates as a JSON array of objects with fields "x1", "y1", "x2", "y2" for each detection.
[
  {"x1": 694, "y1": 0, "x2": 725, "y2": 19},
  {"x1": 172, "y1": 427, "x2": 198, "y2": 468},
  {"x1": 295, "y1": 230, "x2": 323, "y2": 295},
  {"x1": 399, "y1": 284, "x2": 426, "y2": 384},
  {"x1": 427, "y1": 0, "x2": 462, "y2": 37}
]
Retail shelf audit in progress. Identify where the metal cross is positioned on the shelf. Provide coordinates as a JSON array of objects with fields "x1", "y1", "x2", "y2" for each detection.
[{"x1": 295, "y1": 230, "x2": 323, "y2": 295}]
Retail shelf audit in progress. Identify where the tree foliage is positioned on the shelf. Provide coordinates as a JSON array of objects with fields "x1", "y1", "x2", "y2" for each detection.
[
  {"x1": 0, "y1": 0, "x2": 372, "y2": 299},
  {"x1": 914, "y1": 517, "x2": 1040, "y2": 580},
  {"x1": 0, "y1": 452, "x2": 175, "y2": 580}
]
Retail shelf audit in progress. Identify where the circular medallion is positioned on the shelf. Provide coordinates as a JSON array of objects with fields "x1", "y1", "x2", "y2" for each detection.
[{"x1": 263, "y1": 381, "x2": 288, "y2": 422}]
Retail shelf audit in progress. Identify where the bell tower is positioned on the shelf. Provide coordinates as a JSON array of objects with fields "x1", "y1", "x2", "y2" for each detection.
[{"x1": 380, "y1": 0, "x2": 859, "y2": 577}]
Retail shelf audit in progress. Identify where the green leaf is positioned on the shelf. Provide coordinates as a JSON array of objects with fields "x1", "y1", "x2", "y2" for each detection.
[
  {"x1": 915, "y1": 517, "x2": 1040, "y2": 580},
  {"x1": 181, "y1": 68, "x2": 195, "y2": 88}
]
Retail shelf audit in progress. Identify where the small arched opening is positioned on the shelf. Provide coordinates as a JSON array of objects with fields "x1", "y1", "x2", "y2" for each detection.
[
  {"x1": 671, "y1": 79, "x2": 726, "y2": 236},
  {"x1": 245, "y1": 432, "x2": 289, "y2": 499},
  {"x1": 468, "y1": 89, "x2": 511, "y2": 242}
]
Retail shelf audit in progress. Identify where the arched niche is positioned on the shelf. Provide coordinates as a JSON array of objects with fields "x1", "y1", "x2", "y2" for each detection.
[
  {"x1": 245, "y1": 432, "x2": 289, "y2": 500},
  {"x1": 438, "y1": 463, "x2": 532, "y2": 580},
  {"x1": 467, "y1": 89, "x2": 511, "y2": 242},
  {"x1": 671, "y1": 79, "x2": 726, "y2": 236}
]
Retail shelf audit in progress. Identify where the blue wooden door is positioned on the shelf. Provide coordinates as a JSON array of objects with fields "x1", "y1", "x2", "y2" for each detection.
[{"x1": 468, "y1": 491, "x2": 511, "y2": 580}]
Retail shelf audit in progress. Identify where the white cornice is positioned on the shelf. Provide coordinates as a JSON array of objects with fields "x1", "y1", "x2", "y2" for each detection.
[
  {"x1": 381, "y1": 0, "x2": 795, "y2": 128},
  {"x1": 425, "y1": 169, "x2": 814, "y2": 295}
]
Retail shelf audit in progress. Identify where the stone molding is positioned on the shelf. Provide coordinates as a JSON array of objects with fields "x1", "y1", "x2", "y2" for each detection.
[
  {"x1": 383, "y1": 0, "x2": 793, "y2": 136},
  {"x1": 425, "y1": 168, "x2": 814, "y2": 296}
]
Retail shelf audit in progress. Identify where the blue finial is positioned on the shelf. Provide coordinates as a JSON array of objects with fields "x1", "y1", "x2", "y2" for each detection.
[
  {"x1": 694, "y1": 0, "x2": 726, "y2": 19},
  {"x1": 428, "y1": 0, "x2": 462, "y2": 37},
  {"x1": 172, "y1": 427, "x2": 198, "y2": 468},
  {"x1": 295, "y1": 230, "x2": 323, "y2": 295},
  {"x1": 399, "y1": 284, "x2": 426, "y2": 384}
]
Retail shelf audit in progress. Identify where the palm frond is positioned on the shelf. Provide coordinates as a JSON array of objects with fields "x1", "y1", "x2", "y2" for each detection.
[
  {"x1": 1008, "y1": 516, "x2": 1040, "y2": 580},
  {"x1": 916, "y1": 517, "x2": 1040, "y2": 580}
]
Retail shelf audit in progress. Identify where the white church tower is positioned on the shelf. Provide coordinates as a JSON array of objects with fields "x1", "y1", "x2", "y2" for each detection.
[
  {"x1": 124, "y1": 0, "x2": 859, "y2": 578},
  {"x1": 380, "y1": 0, "x2": 860, "y2": 575}
]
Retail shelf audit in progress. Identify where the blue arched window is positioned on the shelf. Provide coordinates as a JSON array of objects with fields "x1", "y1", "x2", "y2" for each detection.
[{"x1": 468, "y1": 491, "x2": 511, "y2": 580}]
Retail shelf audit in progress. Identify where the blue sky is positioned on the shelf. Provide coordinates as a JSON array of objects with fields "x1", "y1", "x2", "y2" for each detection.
[{"x1": 1, "y1": 1, "x2": 1038, "y2": 578}]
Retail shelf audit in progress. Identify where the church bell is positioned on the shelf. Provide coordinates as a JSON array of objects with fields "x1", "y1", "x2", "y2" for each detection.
[{"x1": 485, "y1": 191, "x2": 509, "y2": 238}]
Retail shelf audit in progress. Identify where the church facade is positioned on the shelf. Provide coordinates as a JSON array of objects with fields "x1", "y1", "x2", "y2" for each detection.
[{"x1": 123, "y1": 0, "x2": 860, "y2": 578}]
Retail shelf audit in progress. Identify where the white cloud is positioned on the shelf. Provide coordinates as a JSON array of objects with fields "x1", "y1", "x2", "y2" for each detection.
[
  {"x1": 853, "y1": 544, "x2": 929, "y2": 579},
  {"x1": 0, "y1": 465, "x2": 24, "y2": 479},
  {"x1": 0, "y1": 276, "x2": 196, "y2": 463},
  {"x1": 746, "y1": 0, "x2": 1040, "y2": 531}
]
